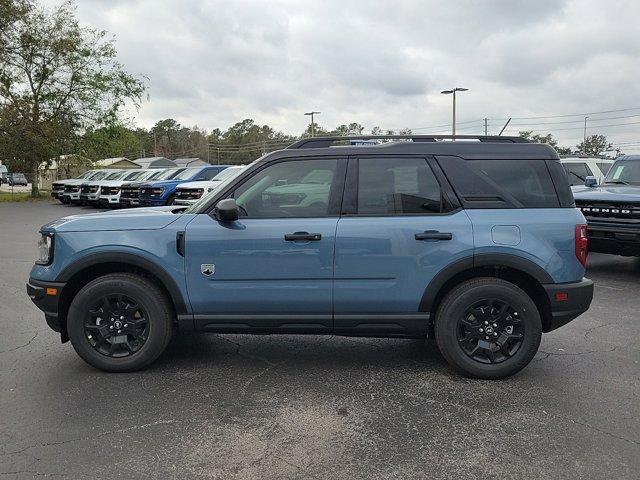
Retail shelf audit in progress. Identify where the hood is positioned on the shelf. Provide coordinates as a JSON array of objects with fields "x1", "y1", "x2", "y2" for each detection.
[
  {"x1": 59, "y1": 179, "x2": 89, "y2": 186},
  {"x1": 40, "y1": 206, "x2": 186, "y2": 233},
  {"x1": 176, "y1": 180, "x2": 216, "y2": 189},
  {"x1": 573, "y1": 184, "x2": 640, "y2": 203},
  {"x1": 52, "y1": 178, "x2": 83, "y2": 185},
  {"x1": 90, "y1": 179, "x2": 128, "y2": 187},
  {"x1": 139, "y1": 179, "x2": 181, "y2": 188}
]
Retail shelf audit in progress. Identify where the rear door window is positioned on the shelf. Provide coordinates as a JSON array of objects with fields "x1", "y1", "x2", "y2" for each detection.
[{"x1": 356, "y1": 157, "x2": 442, "y2": 215}]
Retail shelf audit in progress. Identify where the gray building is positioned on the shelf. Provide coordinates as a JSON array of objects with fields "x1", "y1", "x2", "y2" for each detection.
[
  {"x1": 173, "y1": 157, "x2": 208, "y2": 167},
  {"x1": 133, "y1": 157, "x2": 176, "y2": 169}
]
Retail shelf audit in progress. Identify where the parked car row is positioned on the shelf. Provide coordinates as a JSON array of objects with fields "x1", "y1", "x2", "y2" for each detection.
[
  {"x1": 51, "y1": 165, "x2": 246, "y2": 209},
  {"x1": 0, "y1": 172, "x2": 28, "y2": 186}
]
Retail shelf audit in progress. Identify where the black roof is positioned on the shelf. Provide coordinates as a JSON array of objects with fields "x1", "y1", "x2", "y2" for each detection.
[{"x1": 265, "y1": 135, "x2": 559, "y2": 160}]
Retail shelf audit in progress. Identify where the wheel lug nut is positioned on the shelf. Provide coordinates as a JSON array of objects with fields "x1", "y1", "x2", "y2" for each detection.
[
  {"x1": 479, "y1": 328, "x2": 484, "y2": 332},
  {"x1": 494, "y1": 332, "x2": 498, "y2": 336},
  {"x1": 117, "y1": 330, "x2": 121, "y2": 334},
  {"x1": 492, "y1": 323, "x2": 497, "y2": 328},
  {"x1": 485, "y1": 336, "x2": 490, "y2": 340},
  {"x1": 120, "y1": 316, "x2": 124, "y2": 320},
  {"x1": 124, "y1": 324, "x2": 128, "y2": 328},
  {"x1": 484, "y1": 321, "x2": 489, "y2": 325},
  {"x1": 110, "y1": 326, "x2": 113, "y2": 330}
]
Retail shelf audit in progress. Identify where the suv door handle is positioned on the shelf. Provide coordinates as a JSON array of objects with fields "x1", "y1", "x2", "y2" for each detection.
[
  {"x1": 415, "y1": 230, "x2": 453, "y2": 241},
  {"x1": 284, "y1": 232, "x2": 322, "y2": 242}
]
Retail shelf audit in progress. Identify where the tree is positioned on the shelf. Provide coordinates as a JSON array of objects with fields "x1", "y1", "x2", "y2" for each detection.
[
  {"x1": 576, "y1": 134, "x2": 612, "y2": 157},
  {"x1": 518, "y1": 131, "x2": 572, "y2": 155},
  {"x1": 0, "y1": 1, "x2": 145, "y2": 195}
]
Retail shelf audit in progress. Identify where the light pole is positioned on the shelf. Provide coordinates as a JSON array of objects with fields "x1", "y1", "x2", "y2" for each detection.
[
  {"x1": 583, "y1": 116, "x2": 588, "y2": 154},
  {"x1": 441, "y1": 87, "x2": 468, "y2": 136},
  {"x1": 304, "y1": 111, "x2": 321, "y2": 137}
]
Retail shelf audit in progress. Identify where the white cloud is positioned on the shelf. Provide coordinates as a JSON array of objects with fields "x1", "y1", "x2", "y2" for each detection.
[{"x1": 43, "y1": 0, "x2": 640, "y2": 150}]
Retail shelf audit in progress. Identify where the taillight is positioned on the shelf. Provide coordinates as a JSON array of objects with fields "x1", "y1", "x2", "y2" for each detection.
[{"x1": 575, "y1": 224, "x2": 588, "y2": 267}]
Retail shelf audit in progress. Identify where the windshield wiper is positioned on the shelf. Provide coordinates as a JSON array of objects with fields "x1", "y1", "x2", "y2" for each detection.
[{"x1": 606, "y1": 180, "x2": 630, "y2": 185}]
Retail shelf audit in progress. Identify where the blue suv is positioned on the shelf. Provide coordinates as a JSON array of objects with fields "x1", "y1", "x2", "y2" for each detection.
[
  {"x1": 138, "y1": 165, "x2": 230, "y2": 206},
  {"x1": 26, "y1": 135, "x2": 593, "y2": 379}
]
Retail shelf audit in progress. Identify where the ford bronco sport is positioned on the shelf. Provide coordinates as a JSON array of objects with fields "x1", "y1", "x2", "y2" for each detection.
[{"x1": 27, "y1": 135, "x2": 593, "y2": 379}]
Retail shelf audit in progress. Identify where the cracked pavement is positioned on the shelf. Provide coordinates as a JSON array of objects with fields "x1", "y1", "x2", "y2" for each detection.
[{"x1": 1, "y1": 202, "x2": 639, "y2": 479}]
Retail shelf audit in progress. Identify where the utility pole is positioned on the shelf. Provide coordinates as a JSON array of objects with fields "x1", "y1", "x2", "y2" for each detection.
[
  {"x1": 484, "y1": 118, "x2": 488, "y2": 135},
  {"x1": 583, "y1": 116, "x2": 588, "y2": 154},
  {"x1": 440, "y1": 88, "x2": 468, "y2": 136},
  {"x1": 304, "y1": 111, "x2": 321, "y2": 137}
]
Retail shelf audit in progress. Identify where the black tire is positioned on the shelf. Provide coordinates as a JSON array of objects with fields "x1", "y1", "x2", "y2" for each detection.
[
  {"x1": 67, "y1": 273, "x2": 173, "y2": 372},
  {"x1": 434, "y1": 278, "x2": 542, "y2": 380}
]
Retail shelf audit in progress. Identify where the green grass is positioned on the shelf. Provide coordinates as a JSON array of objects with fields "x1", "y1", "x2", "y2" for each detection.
[{"x1": 0, "y1": 191, "x2": 49, "y2": 202}]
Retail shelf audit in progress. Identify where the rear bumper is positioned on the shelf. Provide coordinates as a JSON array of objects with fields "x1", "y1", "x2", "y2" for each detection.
[
  {"x1": 543, "y1": 278, "x2": 594, "y2": 332},
  {"x1": 26, "y1": 278, "x2": 66, "y2": 333},
  {"x1": 587, "y1": 223, "x2": 640, "y2": 256}
]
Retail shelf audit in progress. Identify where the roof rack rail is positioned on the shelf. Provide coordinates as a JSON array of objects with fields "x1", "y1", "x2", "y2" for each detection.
[{"x1": 287, "y1": 134, "x2": 529, "y2": 149}]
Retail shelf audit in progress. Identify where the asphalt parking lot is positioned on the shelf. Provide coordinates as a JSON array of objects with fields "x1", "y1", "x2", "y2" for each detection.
[{"x1": 1, "y1": 201, "x2": 638, "y2": 479}]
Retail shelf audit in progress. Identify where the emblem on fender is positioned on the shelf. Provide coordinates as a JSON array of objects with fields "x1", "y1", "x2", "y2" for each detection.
[{"x1": 201, "y1": 264, "x2": 215, "y2": 276}]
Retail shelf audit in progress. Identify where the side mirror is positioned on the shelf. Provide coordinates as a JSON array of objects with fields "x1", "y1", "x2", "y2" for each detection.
[
  {"x1": 584, "y1": 176, "x2": 597, "y2": 188},
  {"x1": 214, "y1": 198, "x2": 239, "y2": 222}
]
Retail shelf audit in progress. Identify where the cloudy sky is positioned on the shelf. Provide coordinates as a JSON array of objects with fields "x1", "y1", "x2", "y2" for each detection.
[{"x1": 44, "y1": 0, "x2": 640, "y2": 151}]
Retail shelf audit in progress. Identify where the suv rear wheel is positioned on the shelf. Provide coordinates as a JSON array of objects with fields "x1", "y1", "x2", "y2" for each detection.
[
  {"x1": 67, "y1": 273, "x2": 173, "y2": 372},
  {"x1": 434, "y1": 278, "x2": 542, "y2": 379}
]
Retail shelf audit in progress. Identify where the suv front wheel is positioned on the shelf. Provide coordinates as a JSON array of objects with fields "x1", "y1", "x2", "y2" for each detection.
[
  {"x1": 67, "y1": 273, "x2": 173, "y2": 372},
  {"x1": 434, "y1": 278, "x2": 542, "y2": 379}
]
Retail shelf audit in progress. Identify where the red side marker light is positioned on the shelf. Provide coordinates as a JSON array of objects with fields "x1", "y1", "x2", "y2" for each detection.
[
  {"x1": 555, "y1": 292, "x2": 568, "y2": 302},
  {"x1": 46, "y1": 288, "x2": 58, "y2": 296}
]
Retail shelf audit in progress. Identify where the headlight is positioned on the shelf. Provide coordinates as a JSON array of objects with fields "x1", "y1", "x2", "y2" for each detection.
[{"x1": 36, "y1": 233, "x2": 54, "y2": 265}]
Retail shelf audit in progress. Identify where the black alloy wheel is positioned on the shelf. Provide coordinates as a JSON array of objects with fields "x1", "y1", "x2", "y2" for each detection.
[
  {"x1": 457, "y1": 299, "x2": 524, "y2": 364},
  {"x1": 84, "y1": 294, "x2": 150, "y2": 357}
]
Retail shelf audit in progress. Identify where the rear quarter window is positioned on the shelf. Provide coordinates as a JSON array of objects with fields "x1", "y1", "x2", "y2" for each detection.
[{"x1": 438, "y1": 156, "x2": 560, "y2": 208}]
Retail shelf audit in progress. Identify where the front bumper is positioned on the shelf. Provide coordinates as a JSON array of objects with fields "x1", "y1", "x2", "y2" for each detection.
[
  {"x1": 587, "y1": 223, "x2": 640, "y2": 256},
  {"x1": 98, "y1": 194, "x2": 121, "y2": 207},
  {"x1": 120, "y1": 197, "x2": 139, "y2": 207},
  {"x1": 139, "y1": 197, "x2": 166, "y2": 206},
  {"x1": 63, "y1": 192, "x2": 82, "y2": 203},
  {"x1": 543, "y1": 278, "x2": 594, "y2": 332},
  {"x1": 81, "y1": 192, "x2": 100, "y2": 203},
  {"x1": 26, "y1": 278, "x2": 66, "y2": 334}
]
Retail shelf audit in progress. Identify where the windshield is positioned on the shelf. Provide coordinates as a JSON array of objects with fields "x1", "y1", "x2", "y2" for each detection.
[
  {"x1": 182, "y1": 166, "x2": 246, "y2": 214},
  {"x1": 90, "y1": 171, "x2": 110, "y2": 181},
  {"x1": 105, "y1": 171, "x2": 126, "y2": 180},
  {"x1": 211, "y1": 166, "x2": 245, "y2": 182},
  {"x1": 85, "y1": 170, "x2": 104, "y2": 180},
  {"x1": 604, "y1": 161, "x2": 640, "y2": 185},
  {"x1": 122, "y1": 170, "x2": 147, "y2": 181},
  {"x1": 156, "y1": 168, "x2": 186, "y2": 180},
  {"x1": 172, "y1": 168, "x2": 200, "y2": 181},
  {"x1": 145, "y1": 169, "x2": 166, "y2": 180}
]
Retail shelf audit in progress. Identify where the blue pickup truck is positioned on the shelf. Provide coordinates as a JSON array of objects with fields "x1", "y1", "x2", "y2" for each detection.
[
  {"x1": 137, "y1": 165, "x2": 230, "y2": 206},
  {"x1": 573, "y1": 155, "x2": 640, "y2": 256},
  {"x1": 27, "y1": 135, "x2": 593, "y2": 379}
]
